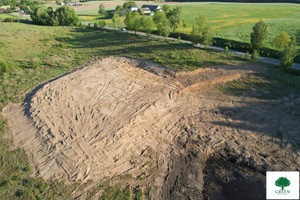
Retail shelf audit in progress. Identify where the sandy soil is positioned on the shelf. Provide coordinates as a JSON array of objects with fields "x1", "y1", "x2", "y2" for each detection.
[{"x1": 2, "y1": 57, "x2": 300, "y2": 199}]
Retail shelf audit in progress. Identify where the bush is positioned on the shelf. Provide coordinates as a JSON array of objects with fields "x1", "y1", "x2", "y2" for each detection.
[
  {"x1": 224, "y1": 46, "x2": 228, "y2": 53},
  {"x1": 280, "y1": 35, "x2": 298, "y2": 69},
  {"x1": 245, "y1": 51, "x2": 250, "y2": 58},
  {"x1": 55, "y1": 6, "x2": 79, "y2": 26},
  {"x1": 0, "y1": 61, "x2": 16, "y2": 74},
  {"x1": 251, "y1": 50, "x2": 259, "y2": 60},
  {"x1": 3, "y1": 18, "x2": 20, "y2": 22}
]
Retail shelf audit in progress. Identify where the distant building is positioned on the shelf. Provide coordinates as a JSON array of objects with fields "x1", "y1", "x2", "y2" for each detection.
[
  {"x1": 139, "y1": 7, "x2": 151, "y2": 14},
  {"x1": 70, "y1": 2, "x2": 82, "y2": 6},
  {"x1": 128, "y1": 5, "x2": 139, "y2": 12},
  {"x1": 141, "y1": 5, "x2": 162, "y2": 12},
  {"x1": 0, "y1": 8, "x2": 9, "y2": 13}
]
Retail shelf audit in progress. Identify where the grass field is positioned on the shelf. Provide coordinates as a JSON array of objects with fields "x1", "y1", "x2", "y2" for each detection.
[
  {"x1": 173, "y1": 3, "x2": 300, "y2": 48},
  {"x1": 0, "y1": 22, "x2": 247, "y2": 199},
  {"x1": 0, "y1": 14, "x2": 16, "y2": 19}
]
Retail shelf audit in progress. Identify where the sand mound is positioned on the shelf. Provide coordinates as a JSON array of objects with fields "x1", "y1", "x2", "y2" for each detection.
[
  {"x1": 3, "y1": 57, "x2": 299, "y2": 199},
  {"x1": 3, "y1": 57, "x2": 200, "y2": 183}
]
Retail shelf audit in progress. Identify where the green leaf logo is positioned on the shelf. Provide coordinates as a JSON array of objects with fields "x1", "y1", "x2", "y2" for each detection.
[{"x1": 275, "y1": 177, "x2": 290, "y2": 190}]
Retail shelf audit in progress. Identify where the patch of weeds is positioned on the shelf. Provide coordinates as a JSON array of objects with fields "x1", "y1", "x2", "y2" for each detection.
[
  {"x1": 219, "y1": 67, "x2": 300, "y2": 100},
  {"x1": 135, "y1": 189, "x2": 144, "y2": 200}
]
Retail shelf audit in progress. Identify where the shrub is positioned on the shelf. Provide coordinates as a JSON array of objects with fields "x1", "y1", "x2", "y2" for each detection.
[
  {"x1": 245, "y1": 51, "x2": 250, "y2": 58},
  {"x1": 77, "y1": 21, "x2": 83, "y2": 27},
  {"x1": 224, "y1": 46, "x2": 228, "y2": 53},
  {"x1": 251, "y1": 50, "x2": 259, "y2": 60},
  {"x1": 93, "y1": 21, "x2": 98, "y2": 30},
  {"x1": 3, "y1": 18, "x2": 20, "y2": 22},
  {"x1": 280, "y1": 35, "x2": 298, "y2": 69},
  {"x1": 0, "y1": 61, "x2": 16, "y2": 74}
]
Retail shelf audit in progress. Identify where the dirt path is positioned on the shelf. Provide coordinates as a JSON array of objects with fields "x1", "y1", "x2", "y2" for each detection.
[{"x1": 2, "y1": 57, "x2": 300, "y2": 199}]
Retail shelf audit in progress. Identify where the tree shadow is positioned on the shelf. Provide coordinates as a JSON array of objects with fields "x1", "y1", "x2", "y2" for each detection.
[
  {"x1": 220, "y1": 66, "x2": 300, "y2": 100},
  {"x1": 212, "y1": 101, "x2": 300, "y2": 148},
  {"x1": 54, "y1": 28, "x2": 237, "y2": 70}
]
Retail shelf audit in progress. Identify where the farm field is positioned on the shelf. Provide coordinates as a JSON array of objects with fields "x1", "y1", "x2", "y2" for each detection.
[{"x1": 176, "y1": 2, "x2": 300, "y2": 48}]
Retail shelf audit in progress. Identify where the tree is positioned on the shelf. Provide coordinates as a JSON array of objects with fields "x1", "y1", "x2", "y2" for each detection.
[
  {"x1": 112, "y1": 13, "x2": 121, "y2": 29},
  {"x1": 250, "y1": 20, "x2": 268, "y2": 51},
  {"x1": 181, "y1": 19, "x2": 187, "y2": 32},
  {"x1": 280, "y1": 35, "x2": 298, "y2": 69},
  {"x1": 141, "y1": 16, "x2": 155, "y2": 34},
  {"x1": 166, "y1": 6, "x2": 182, "y2": 33},
  {"x1": 31, "y1": 5, "x2": 78, "y2": 26},
  {"x1": 202, "y1": 26, "x2": 213, "y2": 45},
  {"x1": 124, "y1": 12, "x2": 139, "y2": 30},
  {"x1": 98, "y1": 20, "x2": 106, "y2": 28},
  {"x1": 19, "y1": 3, "x2": 28, "y2": 11},
  {"x1": 162, "y1": 4, "x2": 170, "y2": 13},
  {"x1": 190, "y1": 14, "x2": 212, "y2": 45},
  {"x1": 153, "y1": 12, "x2": 170, "y2": 37},
  {"x1": 123, "y1": 1, "x2": 136, "y2": 9},
  {"x1": 115, "y1": 5, "x2": 122, "y2": 12},
  {"x1": 30, "y1": 6, "x2": 55, "y2": 25},
  {"x1": 55, "y1": 5, "x2": 78, "y2": 26},
  {"x1": 275, "y1": 177, "x2": 290, "y2": 190},
  {"x1": 273, "y1": 32, "x2": 291, "y2": 51},
  {"x1": 98, "y1": 3, "x2": 105, "y2": 15}
]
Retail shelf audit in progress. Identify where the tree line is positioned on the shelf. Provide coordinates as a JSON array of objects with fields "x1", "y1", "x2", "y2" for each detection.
[{"x1": 30, "y1": 5, "x2": 78, "y2": 26}]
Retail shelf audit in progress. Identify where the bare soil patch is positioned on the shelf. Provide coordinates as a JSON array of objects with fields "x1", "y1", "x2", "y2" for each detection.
[{"x1": 3, "y1": 57, "x2": 299, "y2": 199}]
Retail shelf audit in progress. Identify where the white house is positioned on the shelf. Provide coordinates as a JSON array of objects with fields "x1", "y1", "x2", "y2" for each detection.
[{"x1": 128, "y1": 5, "x2": 139, "y2": 12}]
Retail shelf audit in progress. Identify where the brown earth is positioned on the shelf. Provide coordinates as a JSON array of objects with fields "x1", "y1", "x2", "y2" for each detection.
[{"x1": 2, "y1": 57, "x2": 300, "y2": 199}]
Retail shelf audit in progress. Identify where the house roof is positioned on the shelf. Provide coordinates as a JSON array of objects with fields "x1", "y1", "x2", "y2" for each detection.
[
  {"x1": 0, "y1": 8, "x2": 8, "y2": 12},
  {"x1": 140, "y1": 7, "x2": 150, "y2": 11},
  {"x1": 141, "y1": 5, "x2": 160, "y2": 9},
  {"x1": 128, "y1": 5, "x2": 138, "y2": 8}
]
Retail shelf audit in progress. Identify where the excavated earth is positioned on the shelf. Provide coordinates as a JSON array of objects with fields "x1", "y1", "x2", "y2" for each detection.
[{"x1": 2, "y1": 57, "x2": 300, "y2": 199}]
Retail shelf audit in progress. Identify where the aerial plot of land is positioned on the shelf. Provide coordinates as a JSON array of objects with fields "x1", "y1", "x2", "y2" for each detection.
[{"x1": 0, "y1": 0, "x2": 300, "y2": 200}]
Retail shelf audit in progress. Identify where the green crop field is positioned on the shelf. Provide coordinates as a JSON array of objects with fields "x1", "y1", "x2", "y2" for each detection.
[{"x1": 174, "y1": 2, "x2": 300, "y2": 48}]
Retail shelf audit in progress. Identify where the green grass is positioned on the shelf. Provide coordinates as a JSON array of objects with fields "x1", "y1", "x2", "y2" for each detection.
[
  {"x1": 0, "y1": 22, "x2": 247, "y2": 199},
  {"x1": 0, "y1": 14, "x2": 16, "y2": 19},
  {"x1": 219, "y1": 66, "x2": 300, "y2": 100},
  {"x1": 173, "y1": 2, "x2": 300, "y2": 48}
]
